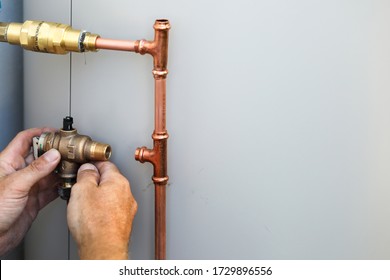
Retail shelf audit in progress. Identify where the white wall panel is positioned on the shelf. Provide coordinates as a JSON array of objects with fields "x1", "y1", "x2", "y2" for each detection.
[{"x1": 23, "y1": 0, "x2": 390, "y2": 259}]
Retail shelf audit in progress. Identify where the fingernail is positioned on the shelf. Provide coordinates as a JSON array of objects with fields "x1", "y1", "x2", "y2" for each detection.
[
  {"x1": 78, "y1": 163, "x2": 98, "y2": 173},
  {"x1": 43, "y1": 149, "x2": 61, "y2": 162}
]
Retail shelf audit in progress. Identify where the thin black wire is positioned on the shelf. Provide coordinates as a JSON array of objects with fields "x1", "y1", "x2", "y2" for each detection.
[
  {"x1": 70, "y1": 0, "x2": 73, "y2": 26},
  {"x1": 69, "y1": 53, "x2": 72, "y2": 117},
  {"x1": 67, "y1": 0, "x2": 73, "y2": 261},
  {"x1": 69, "y1": 0, "x2": 73, "y2": 117}
]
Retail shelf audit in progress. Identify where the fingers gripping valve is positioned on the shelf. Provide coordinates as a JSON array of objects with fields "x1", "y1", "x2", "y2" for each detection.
[{"x1": 33, "y1": 117, "x2": 111, "y2": 200}]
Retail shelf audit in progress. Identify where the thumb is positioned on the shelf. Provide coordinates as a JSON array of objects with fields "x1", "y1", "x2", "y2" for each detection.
[
  {"x1": 4, "y1": 149, "x2": 61, "y2": 195},
  {"x1": 74, "y1": 163, "x2": 100, "y2": 189},
  {"x1": 67, "y1": 164, "x2": 100, "y2": 204}
]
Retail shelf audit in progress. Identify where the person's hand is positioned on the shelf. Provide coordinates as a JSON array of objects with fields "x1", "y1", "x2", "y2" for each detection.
[
  {"x1": 0, "y1": 128, "x2": 61, "y2": 256},
  {"x1": 67, "y1": 162, "x2": 137, "y2": 260}
]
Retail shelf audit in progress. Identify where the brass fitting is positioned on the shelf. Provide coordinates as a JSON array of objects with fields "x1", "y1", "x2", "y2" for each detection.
[
  {"x1": 37, "y1": 117, "x2": 111, "y2": 199},
  {"x1": 0, "y1": 20, "x2": 99, "y2": 54}
]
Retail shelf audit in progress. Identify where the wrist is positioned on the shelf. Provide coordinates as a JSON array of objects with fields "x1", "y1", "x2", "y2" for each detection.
[
  {"x1": 79, "y1": 244, "x2": 128, "y2": 260},
  {"x1": 78, "y1": 237, "x2": 129, "y2": 260}
]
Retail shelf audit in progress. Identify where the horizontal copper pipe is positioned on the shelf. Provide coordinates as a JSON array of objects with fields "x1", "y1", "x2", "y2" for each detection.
[{"x1": 95, "y1": 37, "x2": 137, "y2": 52}]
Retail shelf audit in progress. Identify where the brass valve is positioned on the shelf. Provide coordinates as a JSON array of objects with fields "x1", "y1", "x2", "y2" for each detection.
[
  {"x1": 0, "y1": 20, "x2": 99, "y2": 54},
  {"x1": 35, "y1": 117, "x2": 111, "y2": 200}
]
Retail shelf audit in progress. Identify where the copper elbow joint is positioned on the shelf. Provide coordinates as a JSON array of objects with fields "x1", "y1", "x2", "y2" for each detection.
[{"x1": 37, "y1": 117, "x2": 111, "y2": 199}]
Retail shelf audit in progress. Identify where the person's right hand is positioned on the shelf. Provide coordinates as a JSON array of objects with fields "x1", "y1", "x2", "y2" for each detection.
[{"x1": 67, "y1": 162, "x2": 137, "y2": 260}]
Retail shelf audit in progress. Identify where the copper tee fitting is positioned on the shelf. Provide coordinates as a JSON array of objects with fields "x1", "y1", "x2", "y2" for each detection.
[{"x1": 37, "y1": 117, "x2": 111, "y2": 199}]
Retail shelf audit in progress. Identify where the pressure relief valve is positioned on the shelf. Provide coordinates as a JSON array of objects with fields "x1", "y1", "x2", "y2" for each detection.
[{"x1": 33, "y1": 117, "x2": 111, "y2": 200}]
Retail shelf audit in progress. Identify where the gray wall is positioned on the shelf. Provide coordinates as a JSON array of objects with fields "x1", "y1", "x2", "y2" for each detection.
[
  {"x1": 0, "y1": 0, "x2": 23, "y2": 260},
  {"x1": 0, "y1": 0, "x2": 23, "y2": 149},
  {"x1": 23, "y1": 0, "x2": 390, "y2": 259}
]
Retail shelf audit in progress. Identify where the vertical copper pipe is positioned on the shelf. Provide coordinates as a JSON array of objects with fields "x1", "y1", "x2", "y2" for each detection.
[
  {"x1": 96, "y1": 19, "x2": 170, "y2": 260},
  {"x1": 152, "y1": 77, "x2": 168, "y2": 259},
  {"x1": 155, "y1": 78, "x2": 167, "y2": 133},
  {"x1": 155, "y1": 184, "x2": 166, "y2": 259},
  {"x1": 133, "y1": 19, "x2": 170, "y2": 260}
]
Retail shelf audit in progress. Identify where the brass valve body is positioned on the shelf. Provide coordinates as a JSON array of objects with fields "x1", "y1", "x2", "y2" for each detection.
[
  {"x1": 37, "y1": 128, "x2": 111, "y2": 199},
  {"x1": 0, "y1": 20, "x2": 99, "y2": 54}
]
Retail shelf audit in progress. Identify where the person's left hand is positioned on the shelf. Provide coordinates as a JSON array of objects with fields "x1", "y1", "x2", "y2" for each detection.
[{"x1": 0, "y1": 128, "x2": 61, "y2": 256}]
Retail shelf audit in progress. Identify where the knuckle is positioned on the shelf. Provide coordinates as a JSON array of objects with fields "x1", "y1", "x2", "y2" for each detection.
[
  {"x1": 131, "y1": 198, "x2": 138, "y2": 214},
  {"x1": 79, "y1": 169, "x2": 99, "y2": 184},
  {"x1": 15, "y1": 130, "x2": 27, "y2": 141},
  {"x1": 16, "y1": 131, "x2": 24, "y2": 138},
  {"x1": 118, "y1": 176, "x2": 130, "y2": 188},
  {"x1": 108, "y1": 173, "x2": 129, "y2": 189}
]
